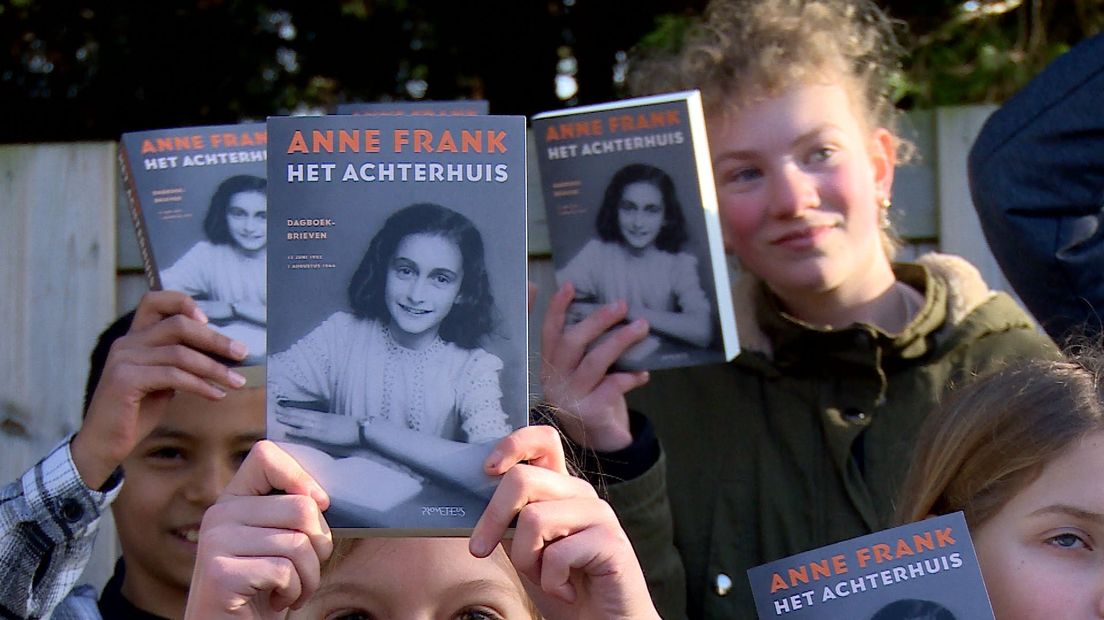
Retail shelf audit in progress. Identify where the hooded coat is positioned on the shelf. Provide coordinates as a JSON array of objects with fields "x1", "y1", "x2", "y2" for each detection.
[{"x1": 606, "y1": 253, "x2": 1057, "y2": 619}]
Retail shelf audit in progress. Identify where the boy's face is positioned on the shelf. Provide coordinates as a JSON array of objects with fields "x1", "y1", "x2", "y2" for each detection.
[{"x1": 112, "y1": 387, "x2": 265, "y2": 609}]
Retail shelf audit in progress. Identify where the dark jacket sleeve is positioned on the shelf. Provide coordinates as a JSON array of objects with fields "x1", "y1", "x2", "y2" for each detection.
[
  {"x1": 603, "y1": 448, "x2": 689, "y2": 620},
  {"x1": 969, "y1": 33, "x2": 1104, "y2": 342}
]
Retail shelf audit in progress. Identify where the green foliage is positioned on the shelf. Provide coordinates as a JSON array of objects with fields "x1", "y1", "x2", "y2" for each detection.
[{"x1": 895, "y1": 0, "x2": 1103, "y2": 107}]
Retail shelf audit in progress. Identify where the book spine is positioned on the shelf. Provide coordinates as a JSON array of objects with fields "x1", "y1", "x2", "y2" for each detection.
[
  {"x1": 685, "y1": 92, "x2": 740, "y2": 361},
  {"x1": 117, "y1": 143, "x2": 161, "y2": 290}
]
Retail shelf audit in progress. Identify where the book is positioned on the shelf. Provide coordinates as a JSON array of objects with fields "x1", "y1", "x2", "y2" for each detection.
[
  {"x1": 335, "y1": 100, "x2": 489, "y2": 116},
  {"x1": 118, "y1": 123, "x2": 269, "y2": 366},
  {"x1": 531, "y1": 91, "x2": 737, "y2": 371},
  {"x1": 747, "y1": 512, "x2": 995, "y2": 619},
  {"x1": 265, "y1": 113, "x2": 528, "y2": 534}
]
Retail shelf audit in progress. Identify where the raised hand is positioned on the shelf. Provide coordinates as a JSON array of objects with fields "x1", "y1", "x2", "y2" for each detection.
[
  {"x1": 185, "y1": 441, "x2": 332, "y2": 620},
  {"x1": 71, "y1": 290, "x2": 250, "y2": 489},
  {"x1": 471, "y1": 426, "x2": 660, "y2": 620},
  {"x1": 539, "y1": 282, "x2": 651, "y2": 451}
]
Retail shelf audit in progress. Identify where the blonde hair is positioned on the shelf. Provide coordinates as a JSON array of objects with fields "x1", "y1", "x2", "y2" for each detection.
[
  {"x1": 631, "y1": 0, "x2": 910, "y2": 258},
  {"x1": 895, "y1": 347, "x2": 1104, "y2": 528},
  {"x1": 632, "y1": 0, "x2": 905, "y2": 138}
]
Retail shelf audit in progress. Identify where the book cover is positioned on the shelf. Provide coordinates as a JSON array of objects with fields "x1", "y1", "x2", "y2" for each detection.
[
  {"x1": 335, "y1": 100, "x2": 489, "y2": 116},
  {"x1": 118, "y1": 124, "x2": 268, "y2": 365},
  {"x1": 265, "y1": 114, "x2": 528, "y2": 534},
  {"x1": 747, "y1": 512, "x2": 995, "y2": 619},
  {"x1": 531, "y1": 91, "x2": 737, "y2": 371}
]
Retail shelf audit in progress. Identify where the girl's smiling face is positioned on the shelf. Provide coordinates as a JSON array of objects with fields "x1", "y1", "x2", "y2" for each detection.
[
  {"x1": 226, "y1": 190, "x2": 267, "y2": 252},
  {"x1": 291, "y1": 538, "x2": 536, "y2": 620},
  {"x1": 385, "y1": 232, "x2": 464, "y2": 349},
  {"x1": 708, "y1": 80, "x2": 895, "y2": 305},
  {"x1": 972, "y1": 431, "x2": 1104, "y2": 619}
]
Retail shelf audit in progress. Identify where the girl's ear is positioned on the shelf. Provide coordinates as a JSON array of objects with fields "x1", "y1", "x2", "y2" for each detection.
[{"x1": 869, "y1": 127, "x2": 896, "y2": 200}]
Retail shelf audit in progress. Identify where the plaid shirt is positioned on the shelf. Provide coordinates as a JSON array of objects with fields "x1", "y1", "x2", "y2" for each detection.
[{"x1": 0, "y1": 437, "x2": 120, "y2": 620}]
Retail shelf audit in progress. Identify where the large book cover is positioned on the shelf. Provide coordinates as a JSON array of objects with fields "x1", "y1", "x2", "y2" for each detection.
[
  {"x1": 531, "y1": 91, "x2": 737, "y2": 371},
  {"x1": 335, "y1": 100, "x2": 489, "y2": 116},
  {"x1": 119, "y1": 124, "x2": 268, "y2": 365},
  {"x1": 747, "y1": 512, "x2": 995, "y2": 619},
  {"x1": 265, "y1": 114, "x2": 528, "y2": 534}
]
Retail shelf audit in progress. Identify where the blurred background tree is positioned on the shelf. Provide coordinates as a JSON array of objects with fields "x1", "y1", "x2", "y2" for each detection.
[{"x1": 1, "y1": 0, "x2": 1099, "y2": 143}]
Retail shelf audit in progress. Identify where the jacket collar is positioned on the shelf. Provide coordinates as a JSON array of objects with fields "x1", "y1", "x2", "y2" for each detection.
[{"x1": 732, "y1": 252, "x2": 998, "y2": 365}]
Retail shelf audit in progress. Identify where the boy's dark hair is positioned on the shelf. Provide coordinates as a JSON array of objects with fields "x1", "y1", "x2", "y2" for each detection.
[
  {"x1": 595, "y1": 163, "x2": 688, "y2": 253},
  {"x1": 203, "y1": 174, "x2": 267, "y2": 246},
  {"x1": 347, "y1": 202, "x2": 498, "y2": 349},
  {"x1": 83, "y1": 311, "x2": 136, "y2": 415}
]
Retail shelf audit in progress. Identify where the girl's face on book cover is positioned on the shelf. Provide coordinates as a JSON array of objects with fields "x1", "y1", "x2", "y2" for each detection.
[
  {"x1": 972, "y1": 430, "x2": 1104, "y2": 619},
  {"x1": 385, "y1": 232, "x2": 464, "y2": 348},
  {"x1": 289, "y1": 538, "x2": 536, "y2": 620},
  {"x1": 227, "y1": 190, "x2": 267, "y2": 252},
  {"x1": 617, "y1": 181, "x2": 665, "y2": 250}
]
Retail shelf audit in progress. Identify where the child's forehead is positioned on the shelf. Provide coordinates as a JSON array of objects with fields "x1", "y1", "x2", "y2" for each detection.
[
  {"x1": 157, "y1": 387, "x2": 266, "y2": 440},
  {"x1": 707, "y1": 73, "x2": 873, "y2": 132},
  {"x1": 321, "y1": 538, "x2": 526, "y2": 600}
]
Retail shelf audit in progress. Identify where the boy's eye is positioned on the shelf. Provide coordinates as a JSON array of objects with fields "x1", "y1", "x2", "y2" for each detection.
[
  {"x1": 147, "y1": 446, "x2": 185, "y2": 461},
  {"x1": 232, "y1": 449, "x2": 251, "y2": 467}
]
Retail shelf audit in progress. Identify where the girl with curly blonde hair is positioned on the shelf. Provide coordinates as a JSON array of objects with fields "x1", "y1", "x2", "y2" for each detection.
[{"x1": 538, "y1": 0, "x2": 1056, "y2": 616}]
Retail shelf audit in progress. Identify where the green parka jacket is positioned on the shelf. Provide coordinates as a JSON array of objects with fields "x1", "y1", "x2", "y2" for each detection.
[{"x1": 607, "y1": 254, "x2": 1057, "y2": 619}]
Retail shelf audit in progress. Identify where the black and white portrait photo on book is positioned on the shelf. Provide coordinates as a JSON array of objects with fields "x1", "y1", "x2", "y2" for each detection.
[
  {"x1": 264, "y1": 114, "x2": 528, "y2": 533},
  {"x1": 119, "y1": 123, "x2": 270, "y2": 365},
  {"x1": 533, "y1": 91, "x2": 738, "y2": 371}
]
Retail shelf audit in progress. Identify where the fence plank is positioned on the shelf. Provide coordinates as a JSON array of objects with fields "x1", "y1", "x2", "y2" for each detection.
[{"x1": 0, "y1": 142, "x2": 119, "y2": 593}]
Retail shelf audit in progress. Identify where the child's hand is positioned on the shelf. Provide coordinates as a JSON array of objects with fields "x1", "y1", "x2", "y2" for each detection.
[
  {"x1": 275, "y1": 407, "x2": 360, "y2": 447},
  {"x1": 71, "y1": 290, "x2": 250, "y2": 489},
  {"x1": 185, "y1": 440, "x2": 332, "y2": 620},
  {"x1": 470, "y1": 426, "x2": 660, "y2": 620},
  {"x1": 540, "y1": 281, "x2": 650, "y2": 451}
]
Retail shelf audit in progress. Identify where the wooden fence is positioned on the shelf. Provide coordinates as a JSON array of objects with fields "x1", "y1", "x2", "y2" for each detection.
[{"x1": 0, "y1": 105, "x2": 1019, "y2": 592}]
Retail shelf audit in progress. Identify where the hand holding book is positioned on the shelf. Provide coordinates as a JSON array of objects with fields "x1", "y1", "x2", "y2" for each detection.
[
  {"x1": 184, "y1": 429, "x2": 660, "y2": 620},
  {"x1": 538, "y1": 282, "x2": 651, "y2": 452},
  {"x1": 72, "y1": 290, "x2": 250, "y2": 489}
]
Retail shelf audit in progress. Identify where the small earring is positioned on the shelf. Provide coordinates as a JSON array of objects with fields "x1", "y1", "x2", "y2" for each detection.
[
  {"x1": 880, "y1": 197, "x2": 892, "y2": 210},
  {"x1": 879, "y1": 197, "x2": 892, "y2": 229}
]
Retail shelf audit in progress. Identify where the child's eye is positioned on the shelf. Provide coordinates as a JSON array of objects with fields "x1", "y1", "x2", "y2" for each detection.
[
  {"x1": 329, "y1": 612, "x2": 372, "y2": 620},
  {"x1": 147, "y1": 447, "x2": 185, "y2": 461},
  {"x1": 721, "y1": 166, "x2": 762, "y2": 186},
  {"x1": 432, "y1": 272, "x2": 456, "y2": 286},
  {"x1": 808, "y1": 146, "x2": 836, "y2": 163},
  {"x1": 455, "y1": 608, "x2": 504, "y2": 620},
  {"x1": 231, "y1": 449, "x2": 251, "y2": 468},
  {"x1": 1047, "y1": 532, "x2": 1091, "y2": 550}
]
